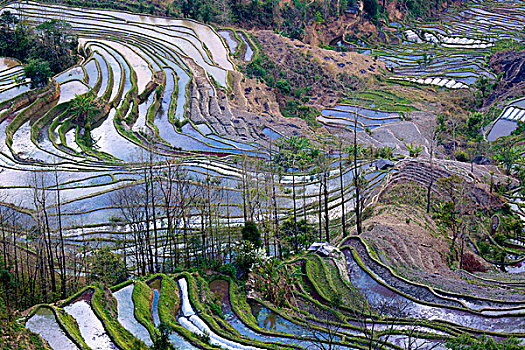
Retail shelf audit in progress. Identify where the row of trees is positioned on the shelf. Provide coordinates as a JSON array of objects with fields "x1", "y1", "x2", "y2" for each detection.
[
  {"x1": 0, "y1": 122, "x2": 380, "y2": 311},
  {"x1": 0, "y1": 12, "x2": 77, "y2": 87}
]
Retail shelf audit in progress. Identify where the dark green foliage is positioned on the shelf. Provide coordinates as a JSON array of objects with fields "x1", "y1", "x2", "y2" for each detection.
[
  {"x1": 69, "y1": 92, "x2": 99, "y2": 148},
  {"x1": 0, "y1": 16, "x2": 76, "y2": 86},
  {"x1": 363, "y1": 0, "x2": 379, "y2": 19},
  {"x1": 494, "y1": 232, "x2": 506, "y2": 246},
  {"x1": 209, "y1": 302, "x2": 223, "y2": 318},
  {"x1": 180, "y1": 0, "x2": 214, "y2": 23},
  {"x1": 151, "y1": 323, "x2": 174, "y2": 350},
  {"x1": 279, "y1": 0, "x2": 307, "y2": 39},
  {"x1": 478, "y1": 241, "x2": 490, "y2": 256},
  {"x1": 230, "y1": 0, "x2": 276, "y2": 27},
  {"x1": 399, "y1": 0, "x2": 445, "y2": 19},
  {"x1": 493, "y1": 144, "x2": 521, "y2": 174},
  {"x1": 0, "y1": 261, "x2": 14, "y2": 320},
  {"x1": 376, "y1": 146, "x2": 395, "y2": 160},
  {"x1": 466, "y1": 112, "x2": 483, "y2": 138},
  {"x1": 242, "y1": 221, "x2": 262, "y2": 247},
  {"x1": 476, "y1": 76, "x2": 492, "y2": 99},
  {"x1": 276, "y1": 79, "x2": 292, "y2": 95},
  {"x1": 512, "y1": 120, "x2": 525, "y2": 136},
  {"x1": 281, "y1": 100, "x2": 319, "y2": 127},
  {"x1": 244, "y1": 56, "x2": 276, "y2": 85},
  {"x1": 219, "y1": 263, "x2": 237, "y2": 277},
  {"x1": 280, "y1": 218, "x2": 316, "y2": 255},
  {"x1": 501, "y1": 214, "x2": 523, "y2": 239},
  {"x1": 23, "y1": 58, "x2": 52, "y2": 88},
  {"x1": 89, "y1": 249, "x2": 128, "y2": 286}
]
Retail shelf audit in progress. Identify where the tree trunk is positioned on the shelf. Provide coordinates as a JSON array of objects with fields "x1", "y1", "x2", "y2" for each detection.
[
  {"x1": 54, "y1": 170, "x2": 67, "y2": 299},
  {"x1": 292, "y1": 162, "x2": 298, "y2": 252},
  {"x1": 339, "y1": 146, "x2": 346, "y2": 235},
  {"x1": 353, "y1": 113, "x2": 362, "y2": 235},
  {"x1": 323, "y1": 172, "x2": 329, "y2": 241}
]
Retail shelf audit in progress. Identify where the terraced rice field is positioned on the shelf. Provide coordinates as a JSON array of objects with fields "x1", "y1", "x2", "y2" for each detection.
[
  {"x1": 24, "y1": 260, "x2": 525, "y2": 350},
  {"x1": 317, "y1": 105, "x2": 402, "y2": 131},
  {"x1": 374, "y1": 3, "x2": 503, "y2": 90},
  {"x1": 0, "y1": 1, "x2": 390, "y2": 276},
  {"x1": 335, "y1": 0, "x2": 525, "y2": 138},
  {"x1": 3, "y1": 0, "x2": 524, "y2": 348},
  {"x1": 487, "y1": 101, "x2": 525, "y2": 141},
  {"x1": 0, "y1": 57, "x2": 31, "y2": 100}
]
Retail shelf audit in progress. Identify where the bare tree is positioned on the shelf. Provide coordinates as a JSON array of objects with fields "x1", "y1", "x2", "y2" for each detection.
[
  {"x1": 400, "y1": 320, "x2": 444, "y2": 350},
  {"x1": 305, "y1": 312, "x2": 343, "y2": 350},
  {"x1": 352, "y1": 107, "x2": 363, "y2": 235},
  {"x1": 354, "y1": 297, "x2": 409, "y2": 350},
  {"x1": 53, "y1": 166, "x2": 67, "y2": 299},
  {"x1": 437, "y1": 175, "x2": 476, "y2": 269},
  {"x1": 427, "y1": 126, "x2": 438, "y2": 214},
  {"x1": 112, "y1": 184, "x2": 148, "y2": 276},
  {"x1": 338, "y1": 139, "x2": 347, "y2": 235},
  {"x1": 31, "y1": 171, "x2": 57, "y2": 298}
]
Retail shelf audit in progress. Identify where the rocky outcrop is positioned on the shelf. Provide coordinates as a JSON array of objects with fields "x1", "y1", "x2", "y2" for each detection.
[{"x1": 486, "y1": 50, "x2": 525, "y2": 106}]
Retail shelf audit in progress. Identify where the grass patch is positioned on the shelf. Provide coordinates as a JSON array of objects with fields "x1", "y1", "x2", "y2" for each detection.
[
  {"x1": 132, "y1": 281, "x2": 160, "y2": 340},
  {"x1": 91, "y1": 285, "x2": 148, "y2": 349}
]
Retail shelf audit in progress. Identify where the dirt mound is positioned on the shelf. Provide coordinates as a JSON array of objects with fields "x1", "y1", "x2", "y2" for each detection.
[
  {"x1": 486, "y1": 50, "x2": 525, "y2": 106},
  {"x1": 359, "y1": 182, "x2": 525, "y2": 301},
  {"x1": 361, "y1": 205, "x2": 451, "y2": 273}
]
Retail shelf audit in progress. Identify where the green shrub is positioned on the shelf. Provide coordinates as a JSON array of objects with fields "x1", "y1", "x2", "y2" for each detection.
[
  {"x1": 219, "y1": 263, "x2": 237, "y2": 278},
  {"x1": 456, "y1": 151, "x2": 469, "y2": 162},
  {"x1": 494, "y1": 233, "x2": 507, "y2": 246},
  {"x1": 276, "y1": 79, "x2": 292, "y2": 95},
  {"x1": 478, "y1": 241, "x2": 490, "y2": 256},
  {"x1": 242, "y1": 221, "x2": 261, "y2": 247},
  {"x1": 88, "y1": 249, "x2": 128, "y2": 286},
  {"x1": 210, "y1": 302, "x2": 223, "y2": 318}
]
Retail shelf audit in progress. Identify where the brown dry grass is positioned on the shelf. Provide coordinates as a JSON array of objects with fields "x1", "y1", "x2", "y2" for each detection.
[{"x1": 285, "y1": 37, "x2": 386, "y2": 78}]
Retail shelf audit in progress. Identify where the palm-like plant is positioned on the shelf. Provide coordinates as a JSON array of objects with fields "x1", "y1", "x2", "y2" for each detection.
[
  {"x1": 253, "y1": 257, "x2": 301, "y2": 307},
  {"x1": 69, "y1": 92, "x2": 98, "y2": 147},
  {"x1": 404, "y1": 142, "x2": 423, "y2": 158},
  {"x1": 376, "y1": 146, "x2": 395, "y2": 160},
  {"x1": 69, "y1": 92, "x2": 97, "y2": 127},
  {"x1": 346, "y1": 143, "x2": 365, "y2": 161}
]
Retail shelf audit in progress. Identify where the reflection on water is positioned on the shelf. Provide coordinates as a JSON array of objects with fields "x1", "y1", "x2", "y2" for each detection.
[
  {"x1": 250, "y1": 302, "x2": 309, "y2": 336},
  {"x1": 64, "y1": 299, "x2": 118, "y2": 350},
  {"x1": 26, "y1": 307, "x2": 79, "y2": 350},
  {"x1": 152, "y1": 289, "x2": 160, "y2": 327},
  {"x1": 114, "y1": 284, "x2": 153, "y2": 346},
  {"x1": 487, "y1": 119, "x2": 518, "y2": 141},
  {"x1": 343, "y1": 249, "x2": 525, "y2": 333}
]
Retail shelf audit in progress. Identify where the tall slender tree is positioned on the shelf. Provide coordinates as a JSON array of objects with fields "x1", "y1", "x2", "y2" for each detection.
[{"x1": 275, "y1": 136, "x2": 310, "y2": 252}]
